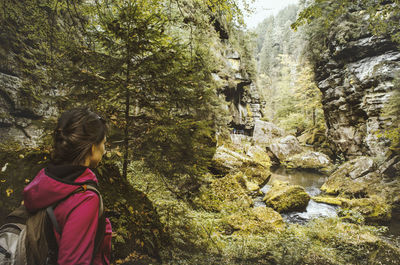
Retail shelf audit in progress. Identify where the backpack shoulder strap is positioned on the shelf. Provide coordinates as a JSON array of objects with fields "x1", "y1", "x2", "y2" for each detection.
[
  {"x1": 46, "y1": 184, "x2": 106, "y2": 264},
  {"x1": 84, "y1": 185, "x2": 106, "y2": 264}
]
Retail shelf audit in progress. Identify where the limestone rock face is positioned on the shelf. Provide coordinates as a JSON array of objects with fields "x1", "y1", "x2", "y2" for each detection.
[
  {"x1": 315, "y1": 10, "x2": 400, "y2": 159},
  {"x1": 0, "y1": 72, "x2": 58, "y2": 147},
  {"x1": 263, "y1": 181, "x2": 310, "y2": 213},
  {"x1": 283, "y1": 151, "x2": 334, "y2": 174},
  {"x1": 213, "y1": 46, "x2": 264, "y2": 133}
]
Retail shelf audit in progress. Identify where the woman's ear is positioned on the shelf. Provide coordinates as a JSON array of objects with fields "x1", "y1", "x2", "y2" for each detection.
[{"x1": 90, "y1": 144, "x2": 96, "y2": 154}]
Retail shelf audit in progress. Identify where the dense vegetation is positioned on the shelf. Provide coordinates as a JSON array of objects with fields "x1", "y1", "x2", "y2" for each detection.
[
  {"x1": 1, "y1": 0, "x2": 400, "y2": 264},
  {"x1": 0, "y1": 0, "x2": 245, "y2": 192},
  {"x1": 254, "y1": 4, "x2": 325, "y2": 136}
]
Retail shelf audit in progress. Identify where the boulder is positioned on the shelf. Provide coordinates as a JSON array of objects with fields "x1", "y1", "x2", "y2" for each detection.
[
  {"x1": 195, "y1": 174, "x2": 253, "y2": 212},
  {"x1": 263, "y1": 181, "x2": 310, "y2": 213},
  {"x1": 211, "y1": 145, "x2": 271, "y2": 185},
  {"x1": 211, "y1": 146, "x2": 249, "y2": 175},
  {"x1": 320, "y1": 156, "x2": 375, "y2": 196},
  {"x1": 284, "y1": 151, "x2": 334, "y2": 174},
  {"x1": 223, "y1": 207, "x2": 284, "y2": 234},
  {"x1": 313, "y1": 195, "x2": 391, "y2": 223},
  {"x1": 341, "y1": 196, "x2": 392, "y2": 223},
  {"x1": 253, "y1": 120, "x2": 285, "y2": 146},
  {"x1": 242, "y1": 146, "x2": 271, "y2": 186},
  {"x1": 268, "y1": 135, "x2": 303, "y2": 162}
]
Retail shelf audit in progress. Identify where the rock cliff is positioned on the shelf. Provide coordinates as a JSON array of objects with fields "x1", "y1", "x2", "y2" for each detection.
[
  {"x1": 315, "y1": 9, "x2": 400, "y2": 159},
  {"x1": 0, "y1": 72, "x2": 58, "y2": 147},
  {"x1": 313, "y1": 6, "x2": 400, "y2": 223},
  {"x1": 213, "y1": 47, "x2": 264, "y2": 135}
]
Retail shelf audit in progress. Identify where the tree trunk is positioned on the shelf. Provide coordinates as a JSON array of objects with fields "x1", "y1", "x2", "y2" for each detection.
[
  {"x1": 123, "y1": 42, "x2": 131, "y2": 180},
  {"x1": 312, "y1": 107, "x2": 316, "y2": 127}
]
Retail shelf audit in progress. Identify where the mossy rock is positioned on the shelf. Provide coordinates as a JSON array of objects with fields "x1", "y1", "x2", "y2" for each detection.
[
  {"x1": 194, "y1": 173, "x2": 253, "y2": 212},
  {"x1": 263, "y1": 181, "x2": 310, "y2": 213},
  {"x1": 320, "y1": 156, "x2": 375, "y2": 196},
  {"x1": 210, "y1": 145, "x2": 271, "y2": 188},
  {"x1": 223, "y1": 207, "x2": 284, "y2": 234},
  {"x1": 210, "y1": 146, "x2": 247, "y2": 176},
  {"x1": 240, "y1": 165, "x2": 270, "y2": 186},
  {"x1": 312, "y1": 195, "x2": 350, "y2": 206},
  {"x1": 314, "y1": 195, "x2": 392, "y2": 223},
  {"x1": 341, "y1": 196, "x2": 392, "y2": 224}
]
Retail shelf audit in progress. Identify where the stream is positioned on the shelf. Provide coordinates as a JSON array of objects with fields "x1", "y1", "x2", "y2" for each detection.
[
  {"x1": 254, "y1": 166, "x2": 338, "y2": 223},
  {"x1": 254, "y1": 166, "x2": 400, "y2": 246}
]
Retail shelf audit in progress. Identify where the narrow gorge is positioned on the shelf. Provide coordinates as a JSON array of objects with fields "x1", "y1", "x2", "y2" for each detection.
[{"x1": 1, "y1": 0, "x2": 400, "y2": 264}]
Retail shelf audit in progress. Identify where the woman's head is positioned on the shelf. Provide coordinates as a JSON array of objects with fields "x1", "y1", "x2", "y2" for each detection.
[{"x1": 52, "y1": 108, "x2": 107, "y2": 167}]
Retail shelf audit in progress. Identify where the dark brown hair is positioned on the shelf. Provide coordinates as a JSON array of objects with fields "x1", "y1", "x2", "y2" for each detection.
[{"x1": 51, "y1": 108, "x2": 107, "y2": 165}]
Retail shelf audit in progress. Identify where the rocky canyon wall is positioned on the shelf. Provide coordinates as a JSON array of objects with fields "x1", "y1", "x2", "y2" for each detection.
[
  {"x1": 212, "y1": 47, "x2": 264, "y2": 136},
  {"x1": 315, "y1": 9, "x2": 400, "y2": 159}
]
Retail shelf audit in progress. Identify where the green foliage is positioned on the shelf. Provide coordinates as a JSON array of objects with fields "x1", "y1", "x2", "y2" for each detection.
[
  {"x1": 255, "y1": 4, "x2": 300, "y2": 76},
  {"x1": 292, "y1": 0, "x2": 400, "y2": 46},
  {"x1": 97, "y1": 158, "x2": 165, "y2": 260},
  {"x1": 254, "y1": 4, "x2": 325, "y2": 135},
  {"x1": 56, "y1": 0, "x2": 240, "y2": 187},
  {"x1": 259, "y1": 54, "x2": 325, "y2": 134}
]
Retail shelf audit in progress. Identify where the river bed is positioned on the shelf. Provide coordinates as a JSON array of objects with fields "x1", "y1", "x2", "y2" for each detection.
[
  {"x1": 254, "y1": 166, "x2": 400, "y2": 246},
  {"x1": 254, "y1": 166, "x2": 338, "y2": 223}
]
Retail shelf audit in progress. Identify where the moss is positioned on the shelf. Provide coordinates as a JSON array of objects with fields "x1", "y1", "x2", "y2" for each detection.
[
  {"x1": 222, "y1": 207, "x2": 284, "y2": 234},
  {"x1": 98, "y1": 158, "x2": 164, "y2": 262},
  {"x1": 194, "y1": 173, "x2": 253, "y2": 213},
  {"x1": 342, "y1": 196, "x2": 392, "y2": 224},
  {"x1": 263, "y1": 181, "x2": 310, "y2": 213},
  {"x1": 312, "y1": 195, "x2": 349, "y2": 206}
]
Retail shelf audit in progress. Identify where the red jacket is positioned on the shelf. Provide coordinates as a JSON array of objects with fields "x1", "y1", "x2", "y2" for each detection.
[{"x1": 23, "y1": 165, "x2": 112, "y2": 265}]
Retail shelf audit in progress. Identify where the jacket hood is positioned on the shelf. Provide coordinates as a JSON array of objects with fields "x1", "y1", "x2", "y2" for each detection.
[{"x1": 24, "y1": 164, "x2": 98, "y2": 212}]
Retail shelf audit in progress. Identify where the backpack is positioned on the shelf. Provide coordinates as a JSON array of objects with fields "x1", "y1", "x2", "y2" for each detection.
[{"x1": 0, "y1": 184, "x2": 105, "y2": 265}]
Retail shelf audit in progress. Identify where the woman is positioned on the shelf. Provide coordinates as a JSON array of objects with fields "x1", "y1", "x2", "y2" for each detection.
[{"x1": 23, "y1": 108, "x2": 112, "y2": 265}]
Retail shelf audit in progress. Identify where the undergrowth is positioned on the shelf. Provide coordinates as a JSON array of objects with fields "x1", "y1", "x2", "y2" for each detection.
[{"x1": 127, "y1": 161, "x2": 400, "y2": 265}]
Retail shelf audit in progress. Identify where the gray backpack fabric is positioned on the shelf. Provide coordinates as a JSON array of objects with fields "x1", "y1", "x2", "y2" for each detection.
[
  {"x1": 0, "y1": 184, "x2": 104, "y2": 265},
  {"x1": 0, "y1": 205, "x2": 44, "y2": 265},
  {"x1": 0, "y1": 222, "x2": 26, "y2": 265}
]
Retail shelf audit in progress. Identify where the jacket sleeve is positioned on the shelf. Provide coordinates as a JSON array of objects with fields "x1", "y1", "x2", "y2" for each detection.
[{"x1": 57, "y1": 192, "x2": 99, "y2": 265}]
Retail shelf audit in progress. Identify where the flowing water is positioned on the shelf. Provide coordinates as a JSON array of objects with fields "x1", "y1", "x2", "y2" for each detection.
[
  {"x1": 254, "y1": 166, "x2": 338, "y2": 224},
  {"x1": 254, "y1": 166, "x2": 400, "y2": 246}
]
